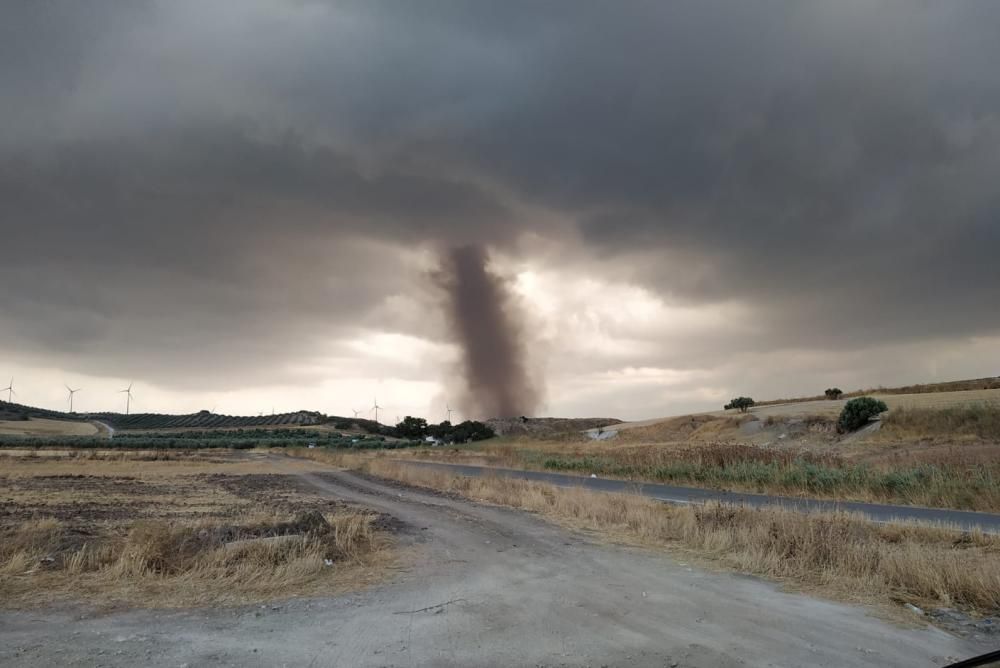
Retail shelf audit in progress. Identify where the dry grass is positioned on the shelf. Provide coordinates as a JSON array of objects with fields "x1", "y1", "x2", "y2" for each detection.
[
  {"x1": 0, "y1": 453, "x2": 392, "y2": 607},
  {"x1": 365, "y1": 460, "x2": 1000, "y2": 613},
  {"x1": 401, "y1": 439, "x2": 1000, "y2": 511},
  {"x1": 0, "y1": 511, "x2": 388, "y2": 607},
  {"x1": 279, "y1": 446, "x2": 381, "y2": 470},
  {"x1": 0, "y1": 418, "x2": 99, "y2": 437},
  {"x1": 755, "y1": 377, "x2": 1000, "y2": 407},
  {"x1": 882, "y1": 404, "x2": 1000, "y2": 442}
]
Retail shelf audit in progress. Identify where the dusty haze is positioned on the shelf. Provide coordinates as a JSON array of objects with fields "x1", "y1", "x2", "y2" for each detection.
[{"x1": 436, "y1": 245, "x2": 540, "y2": 419}]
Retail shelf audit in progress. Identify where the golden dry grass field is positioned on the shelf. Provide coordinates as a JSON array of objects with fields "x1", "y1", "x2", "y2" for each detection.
[{"x1": 0, "y1": 418, "x2": 99, "y2": 437}]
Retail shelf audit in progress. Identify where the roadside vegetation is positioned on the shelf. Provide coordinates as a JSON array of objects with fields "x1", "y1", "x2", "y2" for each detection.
[
  {"x1": 363, "y1": 460, "x2": 1000, "y2": 614},
  {"x1": 538, "y1": 442, "x2": 1000, "y2": 511}
]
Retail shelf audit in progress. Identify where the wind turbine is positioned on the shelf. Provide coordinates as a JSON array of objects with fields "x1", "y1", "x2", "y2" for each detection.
[
  {"x1": 352, "y1": 408, "x2": 362, "y2": 419},
  {"x1": 1, "y1": 378, "x2": 14, "y2": 403},
  {"x1": 371, "y1": 397, "x2": 382, "y2": 424},
  {"x1": 119, "y1": 382, "x2": 134, "y2": 415},
  {"x1": 446, "y1": 403, "x2": 454, "y2": 423},
  {"x1": 66, "y1": 385, "x2": 82, "y2": 413}
]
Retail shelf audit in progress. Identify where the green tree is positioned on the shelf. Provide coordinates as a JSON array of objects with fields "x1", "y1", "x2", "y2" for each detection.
[
  {"x1": 837, "y1": 397, "x2": 888, "y2": 433},
  {"x1": 825, "y1": 388, "x2": 844, "y2": 400},
  {"x1": 724, "y1": 397, "x2": 755, "y2": 413},
  {"x1": 395, "y1": 416, "x2": 429, "y2": 438}
]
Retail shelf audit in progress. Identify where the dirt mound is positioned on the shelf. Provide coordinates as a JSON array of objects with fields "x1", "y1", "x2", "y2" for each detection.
[{"x1": 486, "y1": 417, "x2": 622, "y2": 438}]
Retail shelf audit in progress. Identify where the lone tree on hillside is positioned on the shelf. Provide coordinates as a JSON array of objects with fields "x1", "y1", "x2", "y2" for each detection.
[
  {"x1": 836, "y1": 397, "x2": 887, "y2": 433},
  {"x1": 825, "y1": 388, "x2": 844, "y2": 400},
  {"x1": 724, "y1": 397, "x2": 755, "y2": 413}
]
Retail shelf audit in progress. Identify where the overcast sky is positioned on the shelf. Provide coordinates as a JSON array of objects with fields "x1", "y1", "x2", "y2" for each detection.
[{"x1": 2, "y1": 2, "x2": 998, "y2": 420}]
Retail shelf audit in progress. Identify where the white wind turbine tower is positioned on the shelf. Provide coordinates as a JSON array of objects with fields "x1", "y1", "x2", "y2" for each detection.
[
  {"x1": 371, "y1": 397, "x2": 382, "y2": 424},
  {"x1": 446, "y1": 403, "x2": 454, "y2": 423},
  {"x1": 119, "y1": 382, "x2": 135, "y2": 415},
  {"x1": 66, "y1": 385, "x2": 82, "y2": 413},
  {"x1": 352, "y1": 408, "x2": 362, "y2": 419},
  {"x1": 1, "y1": 377, "x2": 14, "y2": 403}
]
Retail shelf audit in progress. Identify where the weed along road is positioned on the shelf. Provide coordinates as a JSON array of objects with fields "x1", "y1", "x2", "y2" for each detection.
[
  {"x1": 1, "y1": 464, "x2": 986, "y2": 667},
  {"x1": 400, "y1": 460, "x2": 1000, "y2": 533}
]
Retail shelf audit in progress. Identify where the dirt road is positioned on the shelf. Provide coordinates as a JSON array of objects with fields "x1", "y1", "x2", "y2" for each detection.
[{"x1": 0, "y1": 466, "x2": 985, "y2": 667}]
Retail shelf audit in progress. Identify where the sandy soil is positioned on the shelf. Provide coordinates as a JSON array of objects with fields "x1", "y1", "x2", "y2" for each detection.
[
  {"x1": 0, "y1": 460, "x2": 985, "y2": 667},
  {"x1": 0, "y1": 418, "x2": 98, "y2": 437}
]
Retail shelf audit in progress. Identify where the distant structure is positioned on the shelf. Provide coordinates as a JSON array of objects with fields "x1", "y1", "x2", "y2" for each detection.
[
  {"x1": 2, "y1": 377, "x2": 14, "y2": 403},
  {"x1": 352, "y1": 408, "x2": 362, "y2": 418},
  {"x1": 119, "y1": 382, "x2": 134, "y2": 415},
  {"x1": 371, "y1": 397, "x2": 382, "y2": 424},
  {"x1": 446, "y1": 403, "x2": 454, "y2": 423},
  {"x1": 65, "y1": 385, "x2": 81, "y2": 413}
]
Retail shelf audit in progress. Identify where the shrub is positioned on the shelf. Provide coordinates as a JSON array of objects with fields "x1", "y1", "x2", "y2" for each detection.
[
  {"x1": 837, "y1": 397, "x2": 888, "y2": 433},
  {"x1": 824, "y1": 388, "x2": 844, "y2": 400},
  {"x1": 724, "y1": 397, "x2": 755, "y2": 413}
]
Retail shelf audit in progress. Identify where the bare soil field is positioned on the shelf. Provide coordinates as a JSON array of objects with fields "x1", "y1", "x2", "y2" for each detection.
[
  {"x1": 0, "y1": 417, "x2": 99, "y2": 437},
  {"x1": 0, "y1": 452, "x2": 392, "y2": 608}
]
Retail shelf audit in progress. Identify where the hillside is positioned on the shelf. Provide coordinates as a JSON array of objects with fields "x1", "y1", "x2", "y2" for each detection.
[{"x1": 754, "y1": 375, "x2": 1000, "y2": 407}]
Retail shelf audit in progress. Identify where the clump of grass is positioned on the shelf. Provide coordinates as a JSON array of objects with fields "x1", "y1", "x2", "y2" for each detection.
[
  {"x1": 883, "y1": 404, "x2": 1000, "y2": 441},
  {"x1": 366, "y1": 460, "x2": 1000, "y2": 613},
  {"x1": 0, "y1": 511, "x2": 387, "y2": 607}
]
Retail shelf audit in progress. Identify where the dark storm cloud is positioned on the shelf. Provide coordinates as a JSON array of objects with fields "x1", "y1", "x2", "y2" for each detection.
[{"x1": 2, "y1": 1, "x2": 999, "y2": 389}]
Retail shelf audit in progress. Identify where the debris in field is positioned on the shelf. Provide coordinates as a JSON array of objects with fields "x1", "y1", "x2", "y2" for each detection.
[
  {"x1": 324, "y1": 559, "x2": 333, "y2": 567},
  {"x1": 904, "y1": 603, "x2": 924, "y2": 615}
]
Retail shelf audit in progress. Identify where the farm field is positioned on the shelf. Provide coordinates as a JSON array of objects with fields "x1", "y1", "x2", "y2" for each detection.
[
  {"x1": 0, "y1": 451, "x2": 392, "y2": 608},
  {"x1": 0, "y1": 418, "x2": 99, "y2": 438}
]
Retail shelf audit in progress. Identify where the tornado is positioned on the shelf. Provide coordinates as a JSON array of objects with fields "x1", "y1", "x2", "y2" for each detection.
[{"x1": 436, "y1": 244, "x2": 540, "y2": 419}]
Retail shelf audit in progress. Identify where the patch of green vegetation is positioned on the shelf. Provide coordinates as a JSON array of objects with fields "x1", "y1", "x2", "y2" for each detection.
[
  {"x1": 540, "y1": 455, "x2": 1000, "y2": 510},
  {"x1": 0, "y1": 430, "x2": 425, "y2": 450},
  {"x1": 837, "y1": 397, "x2": 888, "y2": 432}
]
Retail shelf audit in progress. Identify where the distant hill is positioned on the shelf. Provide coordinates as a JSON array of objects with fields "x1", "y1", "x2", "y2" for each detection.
[
  {"x1": 0, "y1": 400, "x2": 395, "y2": 434},
  {"x1": 0, "y1": 400, "x2": 83, "y2": 422}
]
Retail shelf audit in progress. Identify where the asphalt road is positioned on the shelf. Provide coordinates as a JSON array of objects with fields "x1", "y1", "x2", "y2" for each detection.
[
  {"x1": 2, "y1": 465, "x2": 982, "y2": 667},
  {"x1": 401, "y1": 460, "x2": 1000, "y2": 533}
]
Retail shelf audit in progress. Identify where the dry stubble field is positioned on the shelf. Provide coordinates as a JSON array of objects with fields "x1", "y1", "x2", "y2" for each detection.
[{"x1": 0, "y1": 451, "x2": 393, "y2": 608}]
